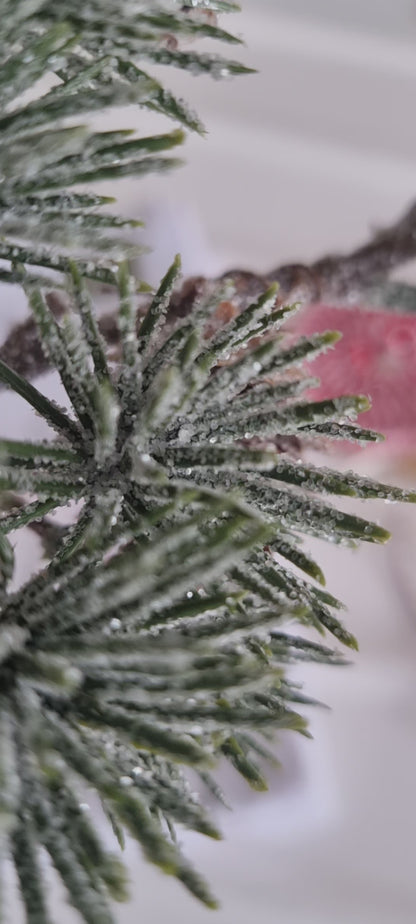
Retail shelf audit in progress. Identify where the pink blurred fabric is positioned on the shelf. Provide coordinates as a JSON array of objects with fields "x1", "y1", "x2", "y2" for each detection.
[{"x1": 291, "y1": 304, "x2": 416, "y2": 459}]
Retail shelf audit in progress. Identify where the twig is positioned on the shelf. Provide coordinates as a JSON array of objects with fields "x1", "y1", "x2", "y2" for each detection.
[{"x1": 1, "y1": 199, "x2": 416, "y2": 386}]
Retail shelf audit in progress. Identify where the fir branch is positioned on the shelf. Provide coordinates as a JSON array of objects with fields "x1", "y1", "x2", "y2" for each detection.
[
  {"x1": 3, "y1": 258, "x2": 410, "y2": 918},
  {"x1": 0, "y1": 1, "x2": 247, "y2": 281},
  {"x1": 0, "y1": 3, "x2": 415, "y2": 922}
]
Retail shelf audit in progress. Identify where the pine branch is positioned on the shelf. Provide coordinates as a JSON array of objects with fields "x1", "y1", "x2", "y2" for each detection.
[
  {"x1": 1, "y1": 257, "x2": 414, "y2": 919},
  {"x1": 0, "y1": 1, "x2": 250, "y2": 284},
  {"x1": 0, "y1": 4, "x2": 415, "y2": 923}
]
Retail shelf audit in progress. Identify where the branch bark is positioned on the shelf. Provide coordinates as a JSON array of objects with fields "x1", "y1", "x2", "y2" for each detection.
[{"x1": 1, "y1": 199, "x2": 416, "y2": 386}]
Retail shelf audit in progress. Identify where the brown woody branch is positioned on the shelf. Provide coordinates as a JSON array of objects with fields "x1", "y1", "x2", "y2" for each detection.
[{"x1": 1, "y1": 199, "x2": 416, "y2": 386}]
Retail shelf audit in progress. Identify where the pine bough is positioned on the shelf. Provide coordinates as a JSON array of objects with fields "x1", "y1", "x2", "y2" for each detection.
[{"x1": 0, "y1": 3, "x2": 415, "y2": 923}]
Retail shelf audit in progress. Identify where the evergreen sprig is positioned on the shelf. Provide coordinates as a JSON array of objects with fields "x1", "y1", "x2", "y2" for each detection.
[
  {"x1": 0, "y1": 3, "x2": 415, "y2": 923},
  {"x1": 0, "y1": 1, "x2": 252, "y2": 287},
  {"x1": 1, "y1": 256, "x2": 415, "y2": 921}
]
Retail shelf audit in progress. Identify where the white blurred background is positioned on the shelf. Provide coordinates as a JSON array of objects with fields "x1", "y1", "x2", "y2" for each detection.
[{"x1": 2, "y1": 2, "x2": 416, "y2": 922}]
